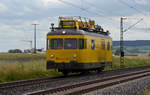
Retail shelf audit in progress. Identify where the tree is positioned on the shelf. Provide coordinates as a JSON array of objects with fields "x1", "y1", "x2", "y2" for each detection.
[{"x1": 8, "y1": 49, "x2": 22, "y2": 53}]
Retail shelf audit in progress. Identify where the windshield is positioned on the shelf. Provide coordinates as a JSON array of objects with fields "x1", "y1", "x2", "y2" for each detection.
[
  {"x1": 51, "y1": 39, "x2": 63, "y2": 49},
  {"x1": 64, "y1": 39, "x2": 77, "y2": 49},
  {"x1": 48, "y1": 38, "x2": 86, "y2": 49}
]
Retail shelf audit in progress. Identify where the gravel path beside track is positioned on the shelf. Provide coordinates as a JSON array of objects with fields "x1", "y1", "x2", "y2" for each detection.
[{"x1": 88, "y1": 75, "x2": 150, "y2": 95}]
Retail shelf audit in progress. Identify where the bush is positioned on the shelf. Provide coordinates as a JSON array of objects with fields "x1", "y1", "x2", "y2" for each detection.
[
  {"x1": 114, "y1": 48, "x2": 120, "y2": 55},
  {"x1": 8, "y1": 49, "x2": 22, "y2": 53}
]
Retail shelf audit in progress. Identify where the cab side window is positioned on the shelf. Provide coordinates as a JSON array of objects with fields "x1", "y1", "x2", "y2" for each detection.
[
  {"x1": 79, "y1": 39, "x2": 87, "y2": 49},
  {"x1": 102, "y1": 40, "x2": 105, "y2": 50},
  {"x1": 47, "y1": 39, "x2": 49, "y2": 50},
  {"x1": 91, "y1": 40, "x2": 95, "y2": 50},
  {"x1": 107, "y1": 42, "x2": 110, "y2": 50},
  {"x1": 79, "y1": 39, "x2": 84, "y2": 49}
]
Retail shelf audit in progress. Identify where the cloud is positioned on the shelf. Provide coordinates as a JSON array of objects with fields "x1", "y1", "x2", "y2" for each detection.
[
  {"x1": 40, "y1": 0, "x2": 60, "y2": 7},
  {"x1": 134, "y1": 0, "x2": 147, "y2": 5},
  {"x1": 0, "y1": 2, "x2": 7, "y2": 12},
  {"x1": 123, "y1": 13, "x2": 150, "y2": 30},
  {"x1": 0, "y1": 0, "x2": 150, "y2": 52},
  {"x1": 0, "y1": 18, "x2": 50, "y2": 52}
]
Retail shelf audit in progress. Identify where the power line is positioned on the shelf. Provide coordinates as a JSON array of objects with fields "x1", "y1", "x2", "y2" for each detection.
[
  {"x1": 118, "y1": 0, "x2": 146, "y2": 16},
  {"x1": 58, "y1": 0, "x2": 104, "y2": 17},
  {"x1": 58, "y1": 0, "x2": 116, "y2": 23},
  {"x1": 82, "y1": 0, "x2": 146, "y2": 30},
  {"x1": 133, "y1": 1, "x2": 150, "y2": 16},
  {"x1": 81, "y1": 1, "x2": 121, "y2": 22},
  {"x1": 83, "y1": 0, "x2": 123, "y2": 16},
  {"x1": 124, "y1": 18, "x2": 143, "y2": 32},
  {"x1": 117, "y1": 0, "x2": 149, "y2": 31},
  {"x1": 57, "y1": 0, "x2": 145, "y2": 33},
  {"x1": 82, "y1": 1, "x2": 105, "y2": 14}
]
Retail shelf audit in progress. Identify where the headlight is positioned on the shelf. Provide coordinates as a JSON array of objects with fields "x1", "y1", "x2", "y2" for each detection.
[
  {"x1": 73, "y1": 54, "x2": 77, "y2": 58},
  {"x1": 50, "y1": 55, "x2": 54, "y2": 58},
  {"x1": 62, "y1": 31, "x2": 66, "y2": 34}
]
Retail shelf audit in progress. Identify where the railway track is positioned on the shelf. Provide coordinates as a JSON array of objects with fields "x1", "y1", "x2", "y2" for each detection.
[
  {"x1": 26, "y1": 69, "x2": 150, "y2": 95},
  {"x1": 0, "y1": 66, "x2": 150, "y2": 95}
]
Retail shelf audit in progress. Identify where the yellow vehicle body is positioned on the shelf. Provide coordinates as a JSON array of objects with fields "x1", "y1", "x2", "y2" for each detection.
[
  {"x1": 47, "y1": 35, "x2": 112, "y2": 63},
  {"x1": 46, "y1": 29, "x2": 112, "y2": 73}
]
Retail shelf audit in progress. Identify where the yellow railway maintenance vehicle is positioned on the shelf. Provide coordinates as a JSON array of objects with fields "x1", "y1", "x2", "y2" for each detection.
[{"x1": 46, "y1": 16, "x2": 112, "y2": 75}]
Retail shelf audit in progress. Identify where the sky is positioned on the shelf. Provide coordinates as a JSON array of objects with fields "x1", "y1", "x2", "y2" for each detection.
[{"x1": 0, "y1": 0, "x2": 150, "y2": 52}]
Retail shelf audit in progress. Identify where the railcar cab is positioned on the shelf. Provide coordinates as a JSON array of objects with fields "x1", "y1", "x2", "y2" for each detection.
[
  {"x1": 46, "y1": 36, "x2": 87, "y2": 75},
  {"x1": 46, "y1": 16, "x2": 112, "y2": 75}
]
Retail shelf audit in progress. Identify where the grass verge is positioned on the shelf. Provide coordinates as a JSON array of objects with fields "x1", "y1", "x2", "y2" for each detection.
[
  {"x1": 0, "y1": 53, "x2": 61, "y2": 83},
  {"x1": 105, "y1": 56, "x2": 150, "y2": 70},
  {"x1": 1, "y1": 54, "x2": 150, "y2": 83}
]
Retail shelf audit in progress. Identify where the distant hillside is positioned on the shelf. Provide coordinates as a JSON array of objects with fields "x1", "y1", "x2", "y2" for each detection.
[
  {"x1": 113, "y1": 40, "x2": 150, "y2": 46},
  {"x1": 113, "y1": 40, "x2": 150, "y2": 54}
]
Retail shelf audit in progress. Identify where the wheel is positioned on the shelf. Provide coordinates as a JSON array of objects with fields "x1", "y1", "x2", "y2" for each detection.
[
  {"x1": 80, "y1": 70, "x2": 90, "y2": 75},
  {"x1": 97, "y1": 67, "x2": 104, "y2": 73},
  {"x1": 62, "y1": 71, "x2": 69, "y2": 76}
]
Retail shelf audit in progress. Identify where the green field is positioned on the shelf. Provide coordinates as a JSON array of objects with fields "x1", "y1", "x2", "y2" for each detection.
[
  {"x1": 0, "y1": 53, "x2": 150, "y2": 83},
  {"x1": 113, "y1": 46, "x2": 150, "y2": 54},
  {"x1": 0, "y1": 53, "x2": 61, "y2": 83},
  {"x1": 109, "y1": 56, "x2": 150, "y2": 70}
]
